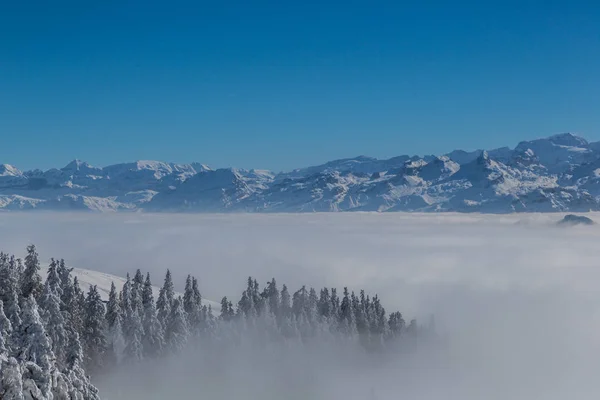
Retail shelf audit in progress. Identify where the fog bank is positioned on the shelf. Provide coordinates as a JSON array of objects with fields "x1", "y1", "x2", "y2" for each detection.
[{"x1": 1, "y1": 212, "x2": 599, "y2": 399}]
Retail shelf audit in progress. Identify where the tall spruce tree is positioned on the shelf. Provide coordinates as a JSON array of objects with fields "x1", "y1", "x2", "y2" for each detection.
[
  {"x1": 0, "y1": 357, "x2": 24, "y2": 400},
  {"x1": 141, "y1": 273, "x2": 164, "y2": 358},
  {"x1": 0, "y1": 300, "x2": 12, "y2": 354},
  {"x1": 39, "y1": 278, "x2": 68, "y2": 366},
  {"x1": 165, "y1": 297, "x2": 189, "y2": 353},
  {"x1": 83, "y1": 286, "x2": 107, "y2": 372},
  {"x1": 16, "y1": 295, "x2": 54, "y2": 398},
  {"x1": 157, "y1": 270, "x2": 174, "y2": 329},
  {"x1": 21, "y1": 245, "x2": 43, "y2": 300}
]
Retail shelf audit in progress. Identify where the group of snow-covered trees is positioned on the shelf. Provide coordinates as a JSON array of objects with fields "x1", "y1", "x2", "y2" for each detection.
[
  {"x1": 0, "y1": 245, "x2": 425, "y2": 399},
  {"x1": 0, "y1": 246, "x2": 99, "y2": 399}
]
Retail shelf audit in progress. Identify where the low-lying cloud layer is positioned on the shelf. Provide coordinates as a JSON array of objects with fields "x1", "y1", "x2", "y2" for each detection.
[{"x1": 1, "y1": 212, "x2": 599, "y2": 399}]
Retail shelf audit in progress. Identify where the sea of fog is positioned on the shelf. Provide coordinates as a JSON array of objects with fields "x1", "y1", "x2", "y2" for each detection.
[{"x1": 1, "y1": 212, "x2": 599, "y2": 399}]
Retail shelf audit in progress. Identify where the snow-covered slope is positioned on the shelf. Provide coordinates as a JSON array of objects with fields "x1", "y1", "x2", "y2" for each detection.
[
  {"x1": 3, "y1": 133, "x2": 600, "y2": 213},
  {"x1": 39, "y1": 264, "x2": 218, "y2": 307}
]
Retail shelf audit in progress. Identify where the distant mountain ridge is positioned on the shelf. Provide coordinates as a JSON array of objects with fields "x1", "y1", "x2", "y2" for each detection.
[{"x1": 2, "y1": 133, "x2": 600, "y2": 213}]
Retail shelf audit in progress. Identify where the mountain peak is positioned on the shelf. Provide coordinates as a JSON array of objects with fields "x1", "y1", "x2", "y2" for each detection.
[
  {"x1": 0, "y1": 164, "x2": 23, "y2": 177},
  {"x1": 547, "y1": 132, "x2": 588, "y2": 147},
  {"x1": 62, "y1": 159, "x2": 91, "y2": 170}
]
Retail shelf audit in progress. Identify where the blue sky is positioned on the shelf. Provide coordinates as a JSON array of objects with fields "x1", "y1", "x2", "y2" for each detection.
[{"x1": 1, "y1": 1, "x2": 599, "y2": 172}]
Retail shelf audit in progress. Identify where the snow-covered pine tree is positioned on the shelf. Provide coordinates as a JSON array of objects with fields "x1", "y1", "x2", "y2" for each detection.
[
  {"x1": 16, "y1": 295, "x2": 54, "y2": 399},
  {"x1": 83, "y1": 285, "x2": 107, "y2": 372},
  {"x1": 64, "y1": 329, "x2": 100, "y2": 400},
  {"x1": 292, "y1": 285, "x2": 308, "y2": 318},
  {"x1": 21, "y1": 245, "x2": 43, "y2": 300},
  {"x1": 131, "y1": 269, "x2": 144, "y2": 316},
  {"x1": 183, "y1": 275, "x2": 203, "y2": 336},
  {"x1": 280, "y1": 284, "x2": 291, "y2": 319},
  {"x1": 264, "y1": 278, "x2": 279, "y2": 317},
  {"x1": 141, "y1": 273, "x2": 164, "y2": 357},
  {"x1": 123, "y1": 306, "x2": 144, "y2": 363},
  {"x1": 192, "y1": 277, "x2": 202, "y2": 312},
  {"x1": 45, "y1": 258, "x2": 63, "y2": 298},
  {"x1": 388, "y1": 311, "x2": 405, "y2": 339},
  {"x1": 56, "y1": 259, "x2": 72, "y2": 294},
  {"x1": 133, "y1": 268, "x2": 144, "y2": 290},
  {"x1": 0, "y1": 256, "x2": 22, "y2": 332},
  {"x1": 105, "y1": 282, "x2": 120, "y2": 330},
  {"x1": 39, "y1": 278, "x2": 68, "y2": 367},
  {"x1": 340, "y1": 287, "x2": 357, "y2": 336},
  {"x1": 105, "y1": 282, "x2": 125, "y2": 366},
  {"x1": 156, "y1": 270, "x2": 174, "y2": 329},
  {"x1": 220, "y1": 297, "x2": 234, "y2": 321},
  {"x1": 183, "y1": 275, "x2": 193, "y2": 314},
  {"x1": 63, "y1": 276, "x2": 85, "y2": 338},
  {"x1": 121, "y1": 273, "x2": 132, "y2": 315},
  {"x1": 165, "y1": 297, "x2": 189, "y2": 353},
  {"x1": 0, "y1": 300, "x2": 12, "y2": 354},
  {"x1": 0, "y1": 357, "x2": 24, "y2": 400},
  {"x1": 318, "y1": 288, "x2": 331, "y2": 321}
]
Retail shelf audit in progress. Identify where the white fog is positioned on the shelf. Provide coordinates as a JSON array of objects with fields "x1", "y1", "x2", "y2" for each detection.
[{"x1": 1, "y1": 212, "x2": 599, "y2": 399}]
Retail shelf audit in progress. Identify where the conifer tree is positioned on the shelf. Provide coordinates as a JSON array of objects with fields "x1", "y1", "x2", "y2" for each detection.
[
  {"x1": 220, "y1": 297, "x2": 234, "y2": 321},
  {"x1": 83, "y1": 286, "x2": 107, "y2": 372},
  {"x1": 192, "y1": 277, "x2": 202, "y2": 311},
  {"x1": 280, "y1": 284, "x2": 291, "y2": 319},
  {"x1": 388, "y1": 311, "x2": 405, "y2": 338},
  {"x1": 21, "y1": 245, "x2": 43, "y2": 300},
  {"x1": 16, "y1": 295, "x2": 54, "y2": 398},
  {"x1": 39, "y1": 279, "x2": 68, "y2": 366},
  {"x1": 157, "y1": 270, "x2": 174, "y2": 328},
  {"x1": 183, "y1": 275, "x2": 194, "y2": 314},
  {"x1": 45, "y1": 258, "x2": 62, "y2": 297},
  {"x1": 65, "y1": 330, "x2": 101, "y2": 400},
  {"x1": 318, "y1": 288, "x2": 331, "y2": 320},
  {"x1": 340, "y1": 287, "x2": 356, "y2": 335},
  {"x1": 0, "y1": 357, "x2": 24, "y2": 400},
  {"x1": 165, "y1": 297, "x2": 189, "y2": 353},
  {"x1": 141, "y1": 273, "x2": 164, "y2": 357},
  {"x1": 105, "y1": 282, "x2": 120, "y2": 329},
  {"x1": 0, "y1": 258, "x2": 22, "y2": 332},
  {"x1": 105, "y1": 282, "x2": 125, "y2": 365},
  {"x1": 264, "y1": 278, "x2": 279, "y2": 316},
  {"x1": 64, "y1": 277, "x2": 85, "y2": 336},
  {"x1": 0, "y1": 300, "x2": 12, "y2": 354},
  {"x1": 123, "y1": 307, "x2": 144, "y2": 363}
]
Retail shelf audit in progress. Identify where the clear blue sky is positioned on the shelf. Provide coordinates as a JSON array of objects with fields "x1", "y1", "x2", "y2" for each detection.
[{"x1": 1, "y1": 1, "x2": 599, "y2": 172}]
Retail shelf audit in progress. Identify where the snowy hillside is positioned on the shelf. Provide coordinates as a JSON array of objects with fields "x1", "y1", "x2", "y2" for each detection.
[
  {"x1": 39, "y1": 264, "x2": 218, "y2": 307},
  {"x1": 3, "y1": 133, "x2": 600, "y2": 212}
]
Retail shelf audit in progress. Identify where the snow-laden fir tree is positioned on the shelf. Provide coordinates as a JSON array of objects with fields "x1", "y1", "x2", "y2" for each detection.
[
  {"x1": 0, "y1": 357, "x2": 24, "y2": 400},
  {"x1": 105, "y1": 282, "x2": 125, "y2": 365},
  {"x1": 165, "y1": 297, "x2": 189, "y2": 353},
  {"x1": 63, "y1": 277, "x2": 85, "y2": 337},
  {"x1": 16, "y1": 296, "x2": 54, "y2": 399},
  {"x1": 21, "y1": 245, "x2": 43, "y2": 300},
  {"x1": 141, "y1": 273, "x2": 164, "y2": 357},
  {"x1": 156, "y1": 270, "x2": 174, "y2": 329},
  {"x1": 83, "y1": 286, "x2": 107, "y2": 373},
  {"x1": 0, "y1": 255, "x2": 22, "y2": 335},
  {"x1": 64, "y1": 329, "x2": 100, "y2": 400},
  {"x1": 280, "y1": 284, "x2": 291, "y2": 320},
  {"x1": 39, "y1": 277, "x2": 68, "y2": 367},
  {"x1": 0, "y1": 300, "x2": 12, "y2": 354}
]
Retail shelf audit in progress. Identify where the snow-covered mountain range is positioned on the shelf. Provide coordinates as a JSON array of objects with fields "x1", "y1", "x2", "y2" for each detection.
[{"x1": 3, "y1": 133, "x2": 600, "y2": 213}]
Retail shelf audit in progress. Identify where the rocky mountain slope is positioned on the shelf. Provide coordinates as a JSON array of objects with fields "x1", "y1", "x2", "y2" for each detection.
[{"x1": 2, "y1": 133, "x2": 600, "y2": 213}]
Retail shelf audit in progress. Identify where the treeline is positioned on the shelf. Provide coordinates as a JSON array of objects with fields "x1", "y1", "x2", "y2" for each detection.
[{"x1": 0, "y1": 245, "x2": 426, "y2": 399}]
